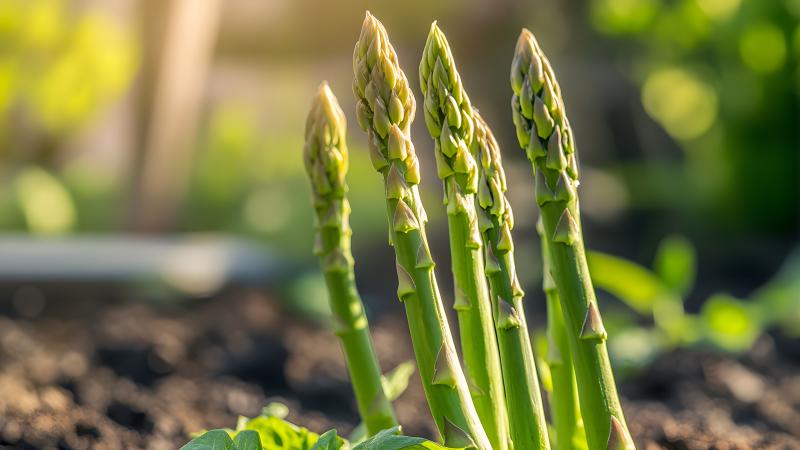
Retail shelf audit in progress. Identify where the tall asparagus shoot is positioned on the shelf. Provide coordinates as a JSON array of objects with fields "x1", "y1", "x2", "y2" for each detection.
[
  {"x1": 302, "y1": 82, "x2": 398, "y2": 436},
  {"x1": 352, "y1": 13, "x2": 491, "y2": 449},
  {"x1": 470, "y1": 111, "x2": 551, "y2": 450},
  {"x1": 510, "y1": 30, "x2": 635, "y2": 450},
  {"x1": 419, "y1": 23, "x2": 510, "y2": 450},
  {"x1": 539, "y1": 220, "x2": 587, "y2": 450}
]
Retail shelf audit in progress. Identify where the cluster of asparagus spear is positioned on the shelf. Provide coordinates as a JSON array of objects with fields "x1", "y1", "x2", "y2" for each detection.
[{"x1": 303, "y1": 12, "x2": 635, "y2": 450}]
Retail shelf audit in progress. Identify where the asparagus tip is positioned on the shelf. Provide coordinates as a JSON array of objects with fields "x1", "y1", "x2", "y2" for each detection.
[
  {"x1": 358, "y1": 11, "x2": 384, "y2": 48},
  {"x1": 363, "y1": 10, "x2": 376, "y2": 25},
  {"x1": 423, "y1": 20, "x2": 454, "y2": 66},
  {"x1": 315, "y1": 80, "x2": 335, "y2": 105},
  {"x1": 304, "y1": 81, "x2": 348, "y2": 197},
  {"x1": 519, "y1": 27, "x2": 534, "y2": 43},
  {"x1": 427, "y1": 20, "x2": 444, "y2": 43},
  {"x1": 514, "y1": 28, "x2": 533, "y2": 60}
]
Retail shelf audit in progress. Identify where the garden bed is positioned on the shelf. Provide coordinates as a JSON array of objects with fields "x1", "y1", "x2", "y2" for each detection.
[{"x1": 0, "y1": 290, "x2": 797, "y2": 450}]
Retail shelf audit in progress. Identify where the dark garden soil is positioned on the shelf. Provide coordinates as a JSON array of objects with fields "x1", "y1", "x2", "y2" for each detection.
[{"x1": 0, "y1": 289, "x2": 798, "y2": 450}]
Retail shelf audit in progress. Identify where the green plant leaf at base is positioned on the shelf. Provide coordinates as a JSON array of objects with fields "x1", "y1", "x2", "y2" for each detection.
[
  {"x1": 587, "y1": 250, "x2": 672, "y2": 314},
  {"x1": 240, "y1": 416, "x2": 318, "y2": 449},
  {"x1": 182, "y1": 413, "x2": 321, "y2": 450},
  {"x1": 653, "y1": 235, "x2": 696, "y2": 296},
  {"x1": 701, "y1": 294, "x2": 761, "y2": 352},
  {"x1": 381, "y1": 361, "x2": 415, "y2": 401},
  {"x1": 311, "y1": 430, "x2": 347, "y2": 450},
  {"x1": 261, "y1": 402, "x2": 291, "y2": 420},
  {"x1": 180, "y1": 430, "x2": 235, "y2": 450},
  {"x1": 353, "y1": 426, "x2": 464, "y2": 450},
  {"x1": 233, "y1": 431, "x2": 262, "y2": 450},
  {"x1": 350, "y1": 361, "x2": 416, "y2": 444}
]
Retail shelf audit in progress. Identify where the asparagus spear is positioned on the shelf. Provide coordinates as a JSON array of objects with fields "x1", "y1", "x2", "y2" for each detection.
[
  {"x1": 418, "y1": 23, "x2": 510, "y2": 450},
  {"x1": 539, "y1": 220, "x2": 587, "y2": 450},
  {"x1": 470, "y1": 111, "x2": 551, "y2": 450},
  {"x1": 302, "y1": 82, "x2": 398, "y2": 436},
  {"x1": 510, "y1": 29, "x2": 635, "y2": 450},
  {"x1": 351, "y1": 13, "x2": 491, "y2": 449}
]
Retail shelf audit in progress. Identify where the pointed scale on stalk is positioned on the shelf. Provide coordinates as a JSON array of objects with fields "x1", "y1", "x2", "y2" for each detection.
[
  {"x1": 510, "y1": 29, "x2": 635, "y2": 450},
  {"x1": 352, "y1": 12, "x2": 491, "y2": 449},
  {"x1": 302, "y1": 81, "x2": 397, "y2": 436}
]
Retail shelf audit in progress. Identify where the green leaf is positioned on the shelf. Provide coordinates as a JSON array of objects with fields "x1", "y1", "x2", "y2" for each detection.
[
  {"x1": 701, "y1": 294, "x2": 761, "y2": 352},
  {"x1": 261, "y1": 402, "x2": 291, "y2": 419},
  {"x1": 381, "y1": 361, "x2": 415, "y2": 401},
  {"x1": 180, "y1": 430, "x2": 235, "y2": 450},
  {"x1": 353, "y1": 427, "x2": 463, "y2": 450},
  {"x1": 752, "y1": 248, "x2": 800, "y2": 335},
  {"x1": 653, "y1": 235, "x2": 696, "y2": 296},
  {"x1": 240, "y1": 416, "x2": 319, "y2": 450},
  {"x1": 348, "y1": 424, "x2": 368, "y2": 445},
  {"x1": 311, "y1": 430, "x2": 347, "y2": 450},
  {"x1": 233, "y1": 431, "x2": 262, "y2": 450},
  {"x1": 350, "y1": 361, "x2": 416, "y2": 444},
  {"x1": 608, "y1": 326, "x2": 662, "y2": 371},
  {"x1": 587, "y1": 250, "x2": 672, "y2": 314}
]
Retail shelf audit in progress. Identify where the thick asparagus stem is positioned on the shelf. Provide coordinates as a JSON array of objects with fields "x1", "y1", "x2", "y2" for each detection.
[
  {"x1": 539, "y1": 220, "x2": 587, "y2": 450},
  {"x1": 351, "y1": 13, "x2": 491, "y2": 449},
  {"x1": 470, "y1": 112, "x2": 551, "y2": 450},
  {"x1": 302, "y1": 82, "x2": 398, "y2": 436},
  {"x1": 510, "y1": 29, "x2": 635, "y2": 450},
  {"x1": 418, "y1": 23, "x2": 510, "y2": 450}
]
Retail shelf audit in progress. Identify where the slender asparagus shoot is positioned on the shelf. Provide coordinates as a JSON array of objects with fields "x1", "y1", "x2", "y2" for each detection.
[
  {"x1": 510, "y1": 29, "x2": 635, "y2": 450},
  {"x1": 352, "y1": 13, "x2": 491, "y2": 449},
  {"x1": 470, "y1": 111, "x2": 551, "y2": 450},
  {"x1": 419, "y1": 23, "x2": 510, "y2": 450},
  {"x1": 539, "y1": 219, "x2": 588, "y2": 450},
  {"x1": 303, "y1": 82, "x2": 398, "y2": 436}
]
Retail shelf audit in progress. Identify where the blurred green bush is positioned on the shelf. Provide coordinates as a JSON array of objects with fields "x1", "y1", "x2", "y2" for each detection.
[
  {"x1": 591, "y1": 0, "x2": 798, "y2": 235},
  {"x1": 0, "y1": 0, "x2": 137, "y2": 134},
  {"x1": 0, "y1": 0, "x2": 137, "y2": 234}
]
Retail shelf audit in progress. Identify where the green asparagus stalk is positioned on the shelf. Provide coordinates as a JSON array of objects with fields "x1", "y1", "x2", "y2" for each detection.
[
  {"x1": 470, "y1": 111, "x2": 551, "y2": 450},
  {"x1": 510, "y1": 29, "x2": 635, "y2": 450},
  {"x1": 418, "y1": 23, "x2": 510, "y2": 450},
  {"x1": 539, "y1": 220, "x2": 587, "y2": 450},
  {"x1": 351, "y1": 13, "x2": 491, "y2": 449},
  {"x1": 302, "y1": 82, "x2": 398, "y2": 436}
]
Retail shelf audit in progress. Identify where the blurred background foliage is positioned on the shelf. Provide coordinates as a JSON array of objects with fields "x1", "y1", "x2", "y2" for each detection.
[{"x1": 0, "y1": 0, "x2": 796, "y2": 365}]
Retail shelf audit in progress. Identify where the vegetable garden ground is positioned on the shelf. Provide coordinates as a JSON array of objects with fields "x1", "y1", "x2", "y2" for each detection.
[{"x1": 1, "y1": 289, "x2": 797, "y2": 450}]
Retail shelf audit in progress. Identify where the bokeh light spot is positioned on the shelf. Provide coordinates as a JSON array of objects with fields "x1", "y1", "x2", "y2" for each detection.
[
  {"x1": 739, "y1": 23, "x2": 786, "y2": 74},
  {"x1": 244, "y1": 188, "x2": 292, "y2": 233},
  {"x1": 695, "y1": 0, "x2": 740, "y2": 21},
  {"x1": 702, "y1": 295, "x2": 760, "y2": 351},
  {"x1": 22, "y1": 0, "x2": 63, "y2": 51},
  {"x1": 15, "y1": 167, "x2": 76, "y2": 235},
  {"x1": 591, "y1": 0, "x2": 659, "y2": 35},
  {"x1": 0, "y1": 58, "x2": 16, "y2": 114},
  {"x1": 642, "y1": 67, "x2": 718, "y2": 141}
]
